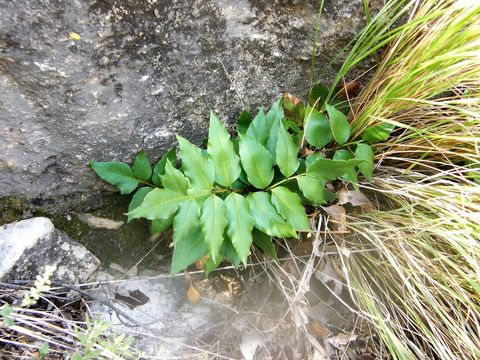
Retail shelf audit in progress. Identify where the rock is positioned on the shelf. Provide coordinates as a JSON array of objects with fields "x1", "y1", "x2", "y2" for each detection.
[
  {"x1": 0, "y1": 217, "x2": 101, "y2": 283},
  {"x1": 0, "y1": 0, "x2": 366, "y2": 199},
  {"x1": 88, "y1": 274, "x2": 219, "y2": 357}
]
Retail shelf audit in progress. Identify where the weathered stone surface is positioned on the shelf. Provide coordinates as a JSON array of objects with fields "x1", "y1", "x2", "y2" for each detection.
[
  {"x1": 0, "y1": 217, "x2": 100, "y2": 282},
  {"x1": 89, "y1": 274, "x2": 220, "y2": 357},
  {"x1": 0, "y1": 0, "x2": 365, "y2": 198}
]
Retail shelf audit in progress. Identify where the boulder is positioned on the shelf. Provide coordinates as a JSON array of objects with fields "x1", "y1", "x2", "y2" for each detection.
[
  {"x1": 88, "y1": 274, "x2": 219, "y2": 357},
  {"x1": 0, "y1": 217, "x2": 101, "y2": 283},
  {"x1": 0, "y1": 0, "x2": 366, "y2": 199}
]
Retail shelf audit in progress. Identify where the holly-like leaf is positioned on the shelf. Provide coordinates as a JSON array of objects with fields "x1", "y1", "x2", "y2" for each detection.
[
  {"x1": 304, "y1": 105, "x2": 333, "y2": 148},
  {"x1": 270, "y1": 186, "x2": 311, "y2": 231},
  {"x1": 297, "y1": 175, "x2": 328, "y2": 205},
  {"x1": 152, "y1": 148, "x2": 176, "y2": 186},
  {"x1": 355, "y1": 143, "x2": 374, "y2": 181},
  {"x1": 326, "y1": 104, "x2": 351, "y2": 145},
  {"x1": 127, "y1": 188, "x2": 186, "y2": 220},
  {"x1": 222, "y1": 237, "x2": 242, "y2": 267},
  {"x1": 252, "y1": 229, "x2": 278, "y2": 260},
  {"x1": 307, "y1": 158, "x2": 365, "y2": 181},
  {"x1": 163, "y1": 161, "x2": 189, "y2": 194},
  {"x1": 172, "y1": 200, "x2": 201, "y2": 246},
  {"x1": 333, "y1": 150, "x2": 359, "y2": 189},
  {"x1": 90, "y1": 162, "x2": 139, "y2": 194},
  {"x1": 305, "y1": 153, "x2": 325, "y2": 168},
  {"x1": 276, "y1": 120, "x2": 300, "y2": 177},
  {"x1": 132, "y1": 149, "x2": 152, "y2": 181},
  {"x1": 177, "y1": 135, "x2": 215, "y2": 190},
  {"x1": 200, "y1": 194, "x2": 227, "y2": 260},
  {"x1": 246, "y1": 108, "x2": 269, "y2": 144},
  {"x1": 225, "y1": 193, "x2": 254, "y2": 265},
  {"x1": 170, "y1": 224, "x2": 207, "y2": 275},
  {"x1": 362, "y1": 123, "x2": 395, "y2": 144},
  {"x1": 236, "y1": 110, "x2": 252, "y2": 135},
  {"x1": 266, "y1": 98, "x2": 284, "y2": 160},
  {"x1": 151, "y1": 217, "x2": 174, "y2": 236},
  {"x1": 207, "y1": 112, "x2": 241, "y2": 187},
  {"x1": 239, "y1": 135, "x2": 274, "y2": 189},
  {"x1": 247, "y1": 192, "x2": 297, "y2": 238},
  {"x1": 128, "y1": 187, "x2": 153, "y2": 222}
]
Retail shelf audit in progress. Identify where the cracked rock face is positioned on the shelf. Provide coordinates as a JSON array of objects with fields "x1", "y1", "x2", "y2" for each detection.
[
  {"x1": 0, "y1": 217, "x2": 100, "y2": 282},
  {"x1": 0, "y1": 0, "x2": 364, "y2": 198}
]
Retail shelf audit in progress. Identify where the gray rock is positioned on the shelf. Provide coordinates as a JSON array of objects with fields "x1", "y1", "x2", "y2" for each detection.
[
  {"x1": 0, "y1": 0, "x2": 365, "y2": 199},
  {"x1": 0, "y1": 217, "x2": 100, "y2": 282},
  {"x1": 88, "y1": 274, "x2": 220, "y2": 357}
]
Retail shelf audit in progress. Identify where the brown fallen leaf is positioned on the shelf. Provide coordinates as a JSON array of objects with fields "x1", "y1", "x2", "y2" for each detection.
[
  {"x1": 335, "y1": 81, "x2": 361, "y2": 100},
  {"x1": 338, "y1": 187, "x2": 374, "y2": 210},
  {"x1": 187, "y1": 280, "x2": 200, "y2": 304},
  {"x1": 309, "y1": 322, "x2": 330, "y2": 337},
  {"x1": 74, "y1": 212, "x2": 124, "y2": 230},
  {"x1": 195, "y1": 255, "x2": 209, "y2": 270},
  {"x1": 323, "y1": 205, "x2": 348, "y2": 233}
]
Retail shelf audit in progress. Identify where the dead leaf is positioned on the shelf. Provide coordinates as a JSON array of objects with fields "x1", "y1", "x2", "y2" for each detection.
[
  {"x1": 308, "y1": 322, "x2": 330, "y2": 337},
  {"x1": 335, "y1": 81, "x2": 361, "y2": 100},
  {"x1": 326, "y1": 333, "x2": 358, "y2": 349},
  {"x1": 338, "y1": 187, "x2": 374, "y2": 210},
  {"x1": 74, "y1": 213, "x2": 124, "y2": 230},
  {"x1": 240, "y1": 332, "x2": 265, "y2": 360},
  {"x1": 284, "y1": 92, "x2": 301, "y2": 106},
  {"x1": 323, "y1": 205, "x2": 348, "y2": 233},
  {"x1": 187, "y1": 280, "x2": 200, "y2": 304},
  {"x1": 294, "y1": 241, "x2": 313, "y2": 255},
  {"x1": 195, "y1": 255, "x2": 209, "y2": 270},
  {"x1": 114, "y1": 288, "x2": 149, "y2": 308}
]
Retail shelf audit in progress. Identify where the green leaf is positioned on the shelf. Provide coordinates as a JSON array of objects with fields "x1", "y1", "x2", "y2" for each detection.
[
  {"x1": 90, "y1": 162, "x2": 139, "y2": 194},
  {"x1": 170, "y1": 224, "x2": 207, "y2": 275},
  {"x1": 236, "y1": 110, "x2": 252, "y2": 135},
  {"x1": 132, "y1": 149, "x2": 152, "y2": 181},
  {"x1": 252, "y1": 229, "x2": 278, "y2": 260},
  {"x1": 355, "y1": 143, "x2": 374, "y2": 181},
  {"x1": 304, "y1": 105, "x2": 333, "y2": 148},
  {"x1": 224, "y1": 193, "x2": 254, "y2": 265},
  {"x1": 307, "y1": 158, "x2": 365, "y2": 181},
  {"x1": 276, "y1": 120, "x2": 300, "y2": 177},
  {"x1": 128, "y1": 187, "x2": 153, "y2": 222},
  {"x1": 152, "y1": 148, "x2": 176, "y2": 186},
  {"x1": 297, "y1": 175, "x2": 327, "y2": 205},
  {"x1": 239, "y1": 135, "x2": 274, "y2": 189},
  {"x1": 270, "y1": 187, "x2": 310, "y2": 231},
  {"x1": 305, "y1": 153, "x2": 325, "y2": 168},
  {"x1": 127, "y1": 188, "x2": 186, "y2": 220},
  {"x1": 207, "y1": 112, "x2": 241, "y2": 187},
  {"x1": 172, "y1": 200, "x2": 200, "y2": 246},
  {"x1": 38, "y1": 343, "x2": 49, "y2": 357},
  {"x1": 326, "y1": 104, "x2": 351, "y2": 145},
  {"x1": 203, "y1": 253, "x2": 223, "y2": 276},
  {"x1": 333, "y1": 150, "x2": 359, "y2": 189},
  {"x1": 246, "y1": 108, "x2": 269, "y2": 144},
  {"x1": 163, "y1": 161, "x2": 189, "y2": 194},
  {"x1": 266, "y1": 98, "x2": 284, "y2": 160},
  {"x1": 362, "y1": 123, "x2": 395, "y2": 144},
  {"x1": 309, "y1": 82, "x2": 328, "y2": 108},
  {"x1": 151, "y1": 217, "x2": 173, "y2": 236},
  {"x1": 177, "y1": 135, "x2": 215, "y2": 190},
  {"x1": 200, "y1": 194, "x2": 227, "y2": 260},
  {"x1": 222, "y1": 237, "x2": 241, "y2": 267},
  {"x1": 247, "y1": 192, "x2": 297, "y2": 238}
]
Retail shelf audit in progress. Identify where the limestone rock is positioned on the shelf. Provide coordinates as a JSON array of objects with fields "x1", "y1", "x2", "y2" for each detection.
[
  {"x1": 0, "y1": 217, "x2": 101, "y2": 283},
  {"x1": 0, "y1": 0, "x2": 366, "y2": 199},
  {"x1": 88, "y1": 274, "x2": 217, "y2": 357}
]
